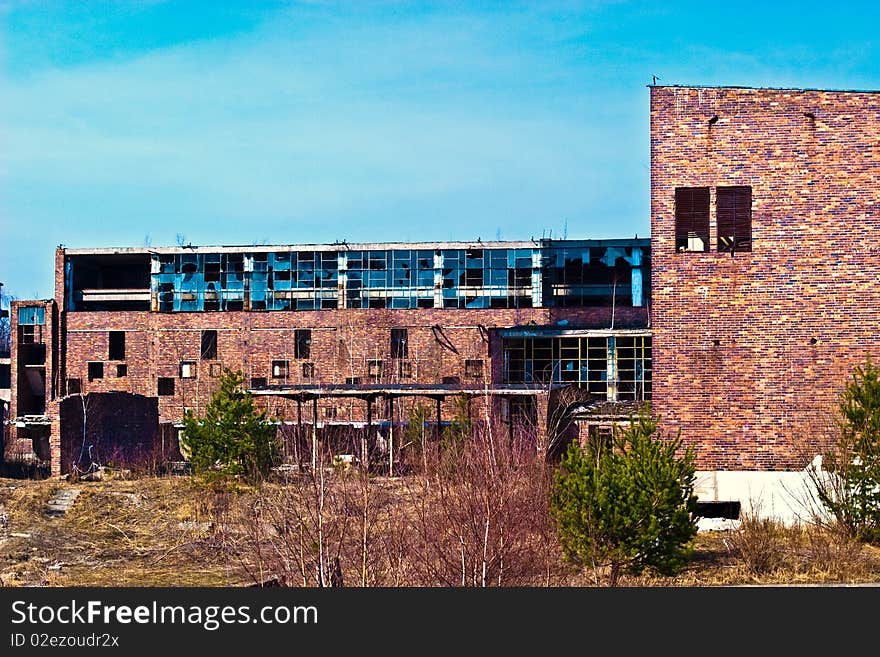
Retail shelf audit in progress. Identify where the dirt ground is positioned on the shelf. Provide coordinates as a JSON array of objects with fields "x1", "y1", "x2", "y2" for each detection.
[
  {"x1": 0, "y1": 475, "x2": 245, "y2": 587},
  {"x1": 2, "y1": 474, "x2": 880, "y2": 587}
]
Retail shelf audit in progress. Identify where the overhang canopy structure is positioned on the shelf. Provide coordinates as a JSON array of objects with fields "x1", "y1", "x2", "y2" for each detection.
[{"x1": 248, "y1": 382, "x2": 559, "y2": 401}]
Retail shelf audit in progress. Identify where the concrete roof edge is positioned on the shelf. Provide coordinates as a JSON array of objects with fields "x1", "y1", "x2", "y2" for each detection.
[
  {"x1": 648, "y1": 83, "x2": 880, "y2": 94},
  {"x1": 61, "y1": 237, "x2": 651, "y2": 256}
]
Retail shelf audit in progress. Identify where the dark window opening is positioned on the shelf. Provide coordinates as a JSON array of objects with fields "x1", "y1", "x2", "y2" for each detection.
[
  {"x1": 272, "y1": 360, "x2": 290, "y2": 379},
  {"x1": 158, "y1": 377, "x2": 175, "y2": 396},
  {"x1": 251, "y1": 377, "x2": 267, "y2": 388},
  {"x1": 675, "y1": 186, "x2": 710, "y2": 252},
  {"x1": 398, "y1": 360, "x2": 412, "y2": 378},
  {"x1": 324, "y1": 406, "x2": 338, "y2": 419},
  {"x1": 717, "y1": 185, "x2": 752, "y2": 253},
  {"x1": 465, "y1": 359, "x2": 484, "y2": 379},
  {"x1": 87, "y1": 362, "x2": 104, "y2": 381},
  {"x1": 442, "y1": 376, "x2": 461, "y2": 385},
  {"x1": 67, "y1": 378, "x2": 82, "y2": 395},
  {"x1": 391, "y1": 328, "x2": 408, "y2": 359},
  {"x1": 346, "y1": 376, "x2": 361, "y2": 385},
  {"x1": 19, "y1": 325, "x2": 42, "y2": 345},
  {"x1": 116, "y1": 364, "x2": 128, "y2": 377},
  {"x1": 201, "y1": 330, "x2": 218, "y2": 360},
  {"x1": 295, "y1": 329, "x2": 311, "y2": 359},
  {"x1": 109, "y1": 331, "x2": 125, "y2": 360},
  {"x1": 302, "y1": 362, "x2": 315, "y2": 379},
  {"x1": 695, "y1": 501, "x2": 741, "y2": 520},
  {"x1": 368, "y1": 360, "x2": 383, "y2": 382}
]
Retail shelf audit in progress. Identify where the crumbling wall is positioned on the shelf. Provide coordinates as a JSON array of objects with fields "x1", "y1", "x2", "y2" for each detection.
[{"x1": 59, "y1": 392, "x2": 163, "y2": 474}]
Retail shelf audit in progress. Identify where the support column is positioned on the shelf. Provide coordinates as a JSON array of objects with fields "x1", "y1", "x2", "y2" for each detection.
[
  {"x1": 388, "y1": 396, "x2": 394, "y2": 477},
  {"x1": 311, "y1": 397, "x2": 318, "y2": 472},
  {"x1": 606, "y1": 336, "x2": 618, "y2": 402},
  {"x1": 508, "y1": 396, "x2": 514, "y2": 445},
  {"x1": 364, "y1": 396, "x2": 371, "y2": 470},
  {"x1": 435, "y1": 397, "x2": 442, "y2": 440},
  {"x1": 296, "y1": 399, "x2": 303, "y2": 471}
]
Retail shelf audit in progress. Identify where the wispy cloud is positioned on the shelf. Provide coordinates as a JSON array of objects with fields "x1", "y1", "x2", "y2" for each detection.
[{"x1": 2, "y1": 1, "x2": 878, "y2": 297}]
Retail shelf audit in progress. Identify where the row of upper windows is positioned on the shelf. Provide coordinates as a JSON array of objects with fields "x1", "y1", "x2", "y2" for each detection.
[
  {"x1": 76, "y1": 327, "x2": 407, "y2": 368},
  {"x1": 71, "y1": 356, "x2": 487, "y2": 397},
  {"x1": 675, "y1": 186, "x2": 752, "y2": 253}
]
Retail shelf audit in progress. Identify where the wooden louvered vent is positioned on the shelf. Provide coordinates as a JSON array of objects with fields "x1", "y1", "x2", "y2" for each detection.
[
  {"x1": 717, "y1": 185, "x2": 752, "y2": 253},
  {"x1": 674, "y1": 187, "x2": 710, "y2": 252}
]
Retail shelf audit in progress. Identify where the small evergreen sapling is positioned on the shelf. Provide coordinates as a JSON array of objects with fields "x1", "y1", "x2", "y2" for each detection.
[
  {"x1": 181, "y1": 368, "x2": 280, "y2": 483},
  {"x1": 550, "y1": 413, "x2": 698, "y2": 585}
]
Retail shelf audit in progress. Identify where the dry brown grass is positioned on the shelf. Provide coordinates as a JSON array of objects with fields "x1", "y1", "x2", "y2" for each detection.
[
  {"x1": 3, "y1": 474, "x2": 880, "y2": 587},
  {"x1": 0, "y1": 475, "x2": 248, "y2": 587}
]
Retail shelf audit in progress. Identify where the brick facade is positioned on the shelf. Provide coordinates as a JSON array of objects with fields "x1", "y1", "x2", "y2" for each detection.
[
  {"x1": 7, "y1": 242, "x2": 650, "y2": 475},
  {"x1": 650, "y1": 85, "x2": 880, "y2": 470}
]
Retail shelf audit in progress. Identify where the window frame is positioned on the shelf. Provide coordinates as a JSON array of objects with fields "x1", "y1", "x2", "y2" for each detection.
[
  {"x1": 295, "y1": 329, "x2": 312, "y2": 359},
  {"x1": 716, "y1": 185, "x2": 753, "y2": 253},
  {"x1": 674, "y1": 186, "x2": 711, "y2": 253}
]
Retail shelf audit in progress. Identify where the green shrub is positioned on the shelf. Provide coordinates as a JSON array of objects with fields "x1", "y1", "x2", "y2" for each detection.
[{"x1": 550, "y1": 413, "x2": 698, "y2": 585}]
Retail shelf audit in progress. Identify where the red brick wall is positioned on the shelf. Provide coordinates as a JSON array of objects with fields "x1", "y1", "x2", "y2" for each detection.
[
  {"x1": 650, "y1": 85, "x2": 880, "y2": 470},
  {"x1": 59, "y1": 304, "x2": 647, "y2": 426}
]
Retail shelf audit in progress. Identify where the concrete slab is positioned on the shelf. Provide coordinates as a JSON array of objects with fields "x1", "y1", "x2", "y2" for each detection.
[{"x1": 45, "y1": 489, "x2": 81, "y2": 517}]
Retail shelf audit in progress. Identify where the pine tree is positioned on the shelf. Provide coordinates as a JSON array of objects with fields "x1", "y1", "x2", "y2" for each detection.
[
  {"x1": 812, "y1": 357, "x2": 880, "y2": 541},
  {"x1": 550, "y1": 413, "x2": 698, "y2": 585},
  {"x1": 181, "y1": 368, "x2": 280, "y2": 483}
]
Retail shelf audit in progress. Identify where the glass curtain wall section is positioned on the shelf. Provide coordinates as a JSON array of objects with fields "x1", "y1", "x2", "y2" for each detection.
[
  {"x1": 440, "y1": 248, "x2": 533, "y2": 309},
  {"x1": 501, "y1": 335, "x2": 651, "y2": 401},
  {"x1": 146, "y1": 243, "x2": 644, "y2": 312},
  {"x1": 541, "y1": 245, "x2": 646, "y2": 307},
  {"x1": 155, "y1": 253, "x2": 246, "y2": 312}
]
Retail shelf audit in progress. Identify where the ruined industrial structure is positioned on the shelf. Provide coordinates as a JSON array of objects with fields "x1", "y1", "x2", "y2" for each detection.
[
  {"x1": 4, "y1": 84, "x2": 879, "y2": 518},
  {"x1": 650, "y1": 84, "x2": 880, "y2": 512},
  {"x1": 5, "y1": 239, "x2": 650, "y2": 476}
]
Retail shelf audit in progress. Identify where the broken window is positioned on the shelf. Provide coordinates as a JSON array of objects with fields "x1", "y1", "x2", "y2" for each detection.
[
  {"x1": 717, "y1": 185, "x2": 752, "y2": 253},
  {"x1": 87, "y1": 362, "x2": 104, "y2": 381},
  {"x1": 251, "y1": 377, "x2": 267, "y2": 388},
  {"x1": 346, "y1": 376, "x2": 361, "y2": 385},
  {"x1": 391, "y1": 328, "x2": 408, "y2": 359},
  {"x1": 179, "y1": 361, "x2": 196, "y2": 378},
  {"x1": 18, "y1": 306, "x2": 44, "y2": 344},
  {"x1": 675, "y1": 187, "x2": 710, "y2": 252},
  {"x1": 19, "y1": 325, "x2": 40, "y2": 344},
  {"x1": 109, "y1": 331, "x2": 125, "y2": 360},
  {"x1": 501, "y1": 335, "x2": 650, "y2": 401},
  {"x1": 208, "y1": 363, "x2": 222, "y2": 377},
  {"x1": 295, "y1": 329, "x2": 311, "y2": 359},
  {"x1": 158, "y1": 377, "x2": 175, "y2": 396},
  {"x1": 67, "y1": 378, "x2": 82, "y2": 395},
  {"x1": 17, "y1": 306, "x2": 45, "y2": 325},
  {"x1": 324, "y1": 406, "x2": 338, "y2": 419},
  {"x1": 116, "y1": 364, "x2": 128, "y2": 377},
  {"x1": 272, "y1": 360, "x2": 290, "y2": 379},
  {"x1": 465, "y1": 359, "x2": 484, "y2": 379},
  {"x1": 201, "y1": 330, "x2": 218, "y2": 360},
  {"x1": 368, "y1": 360, "x2": 383, "y2": 382}
]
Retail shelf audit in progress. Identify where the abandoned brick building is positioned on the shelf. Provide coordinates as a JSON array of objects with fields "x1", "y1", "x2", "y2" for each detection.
[
  {"x1": 5, "y1": 238, "x2": 650, "y2": 476},
  {"x1": 651, "y1": 85, "x2": 880, "y2": 514},
  {"x1": 5, "y1": 84, "x2": 879, "y2": 519}
]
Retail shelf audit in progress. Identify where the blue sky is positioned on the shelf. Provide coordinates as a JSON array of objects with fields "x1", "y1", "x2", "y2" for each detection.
[{"x1": 1, "y1": 1, "x2": 879, "y2": 299}]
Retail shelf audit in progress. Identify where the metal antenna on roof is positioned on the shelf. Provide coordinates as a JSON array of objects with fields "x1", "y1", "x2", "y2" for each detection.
[{"x1": 652, "y1": 75, "x2": 660, "y2": 85}]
